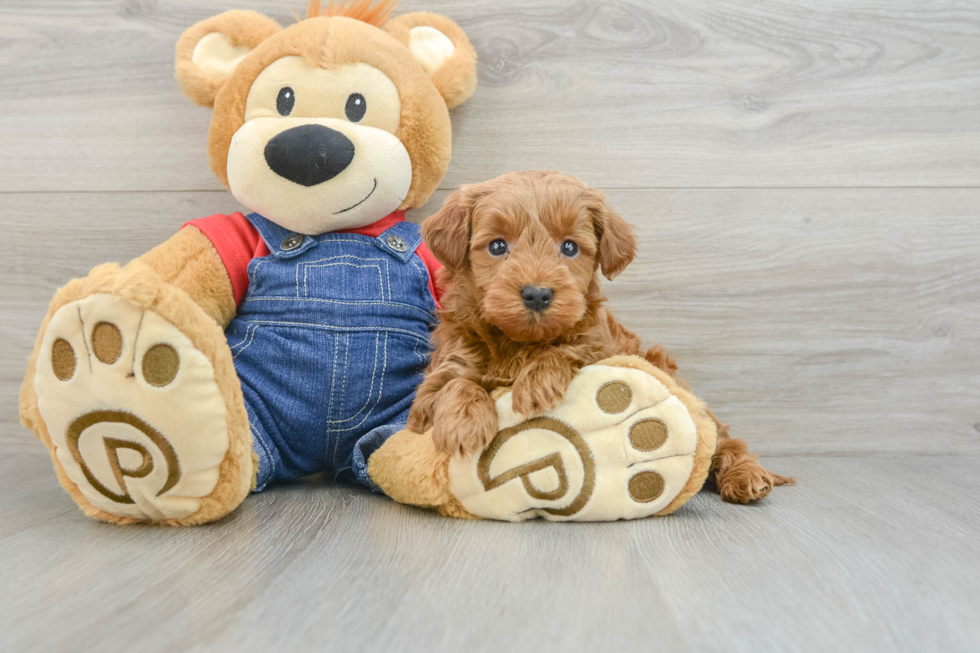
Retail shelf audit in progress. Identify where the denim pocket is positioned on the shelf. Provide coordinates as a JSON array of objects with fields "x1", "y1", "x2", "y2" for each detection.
[
  {"x1": 298, "y1": 255, "x2": 391, "y2": 302},
  {"x1": 323, "y1": 330, "x2": 385, "y2": 432}
]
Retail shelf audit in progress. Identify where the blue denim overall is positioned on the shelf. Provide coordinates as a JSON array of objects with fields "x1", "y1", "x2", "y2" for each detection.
[{"x1": 224, "y1": 213, "x2": 437, "y2": 491}]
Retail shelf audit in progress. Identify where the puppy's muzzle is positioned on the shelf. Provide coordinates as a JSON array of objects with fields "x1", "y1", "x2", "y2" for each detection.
[
  {"x1": 264, "y1": 124, "x2": 355, "y2": 187},
  {"x1": 521, "y1": 286, "x2": 553, "y2": 312}
]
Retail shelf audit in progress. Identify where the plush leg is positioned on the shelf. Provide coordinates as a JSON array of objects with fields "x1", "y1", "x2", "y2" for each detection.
[
  {"x1": 20, "y1": 261, "x2": 254, "y2": 525},
  {"x1": 369, "y1": 356, "x2": 718, "y2": 521},
  {"x1": 366, "y1": 426, "x2": 475, "y2": 519}
]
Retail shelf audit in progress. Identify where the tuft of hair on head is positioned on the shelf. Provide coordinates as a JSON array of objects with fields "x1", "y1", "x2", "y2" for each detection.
[{"x1": 305, "y1": 0, "x2": 398, "y2": 26}]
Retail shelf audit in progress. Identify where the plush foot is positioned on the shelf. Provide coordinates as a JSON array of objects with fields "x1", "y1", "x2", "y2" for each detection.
[
  {"x1": 22, "y1": 264, "x2": 253, "y2": 525},
  {"x1": 446, "y1": 356, "x2": 718, "y2": 521}
]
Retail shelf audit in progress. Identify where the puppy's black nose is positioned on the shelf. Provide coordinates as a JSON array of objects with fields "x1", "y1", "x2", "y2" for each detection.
[
  {"x1": 522, "y1": 286, "x2": 553, "y2": 312},
  {"x1": 264, "y1": 124, "x2": 355, "y2": 187}
]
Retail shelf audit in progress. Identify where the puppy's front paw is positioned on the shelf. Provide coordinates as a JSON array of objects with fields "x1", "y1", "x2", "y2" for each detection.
[
  {"x1": 432, "y1": 380, "x2": 498, "y2": 456},
  {"x1": 406, "y1": 399, "x2": 431, "y2": 434},
  {"x1": 432, "y1": 404, "x2": 497, "y2": 456},
  {"x1": 511, "y1": 363, "x2": 574, "y2": 416}
]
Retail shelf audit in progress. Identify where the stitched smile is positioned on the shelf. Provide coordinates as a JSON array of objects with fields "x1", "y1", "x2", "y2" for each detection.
[{"x1": 334, "y1": 178, "x2": 378, "y2": 215}]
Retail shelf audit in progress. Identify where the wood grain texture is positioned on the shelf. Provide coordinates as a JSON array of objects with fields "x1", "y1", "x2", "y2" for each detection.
[
  {"x1": 1, "y1": 452, "x2": 978, "y2": 653},
  {"x1": 0, "y1": 0, "x2": 978, "y2": 192},
  {"x1": 4, "y1": 189, "x2": 978, "y2": 455}
]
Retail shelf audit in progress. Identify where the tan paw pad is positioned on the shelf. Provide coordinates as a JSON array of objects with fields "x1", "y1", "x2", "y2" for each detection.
[
  {"x1": 34, "y1": 294, "x2": 230, "y2": 521},
  {"x1": 448, "y1": 363, "x2": 701, "y2": 522}
]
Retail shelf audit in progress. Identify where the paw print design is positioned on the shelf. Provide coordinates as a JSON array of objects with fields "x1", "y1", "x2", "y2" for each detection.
[
  {"x1": 447, "y1": 362, "x2": 712, "y2": 521},
  {"x1": 33, "y1": 293, "x2": 232, "y2": 521}
]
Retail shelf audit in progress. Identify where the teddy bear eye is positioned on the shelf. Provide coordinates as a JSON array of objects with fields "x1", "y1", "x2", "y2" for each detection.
[
  {"x1": 488, "y1": 239, "x2": 508, "y2": 256},
  {"x1": 345, "y1": 93, "x2": 366, "y2": 122},
  {"x1": 277, "y1": 87, "x2": 295, "y2": 116},
  {"x1": 561, "y1": 240, "x2": 579, "y2": 257}
]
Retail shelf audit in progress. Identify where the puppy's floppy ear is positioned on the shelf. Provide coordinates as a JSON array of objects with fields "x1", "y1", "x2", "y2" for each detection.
[
  {"x1": 383, "y1": 13, "x2": 477, "y2": 109},
  {"x1": 175, "y1": 11, "x2": 281, "y2": 108},
  {"x1": 588, "y1": 189, "x2": 636, "y2": 280},
  {"x1": 423, "y1": 186, "x2": 476, "y2": 271}
]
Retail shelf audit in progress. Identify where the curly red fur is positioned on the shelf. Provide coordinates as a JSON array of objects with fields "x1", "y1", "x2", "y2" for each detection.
[{"x1": 413, "y1": 171, "x2": 793, "y2": 502}]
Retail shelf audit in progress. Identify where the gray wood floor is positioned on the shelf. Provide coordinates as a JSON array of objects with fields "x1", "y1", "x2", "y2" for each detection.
[{"x1": 1, "y1": 1, "x2": 978, "y2": 651}]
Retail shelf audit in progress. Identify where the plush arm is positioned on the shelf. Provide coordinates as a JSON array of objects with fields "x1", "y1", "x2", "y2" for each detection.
[
  {"x1": 137, "y1": 226, "x2": 236, "y2": 328},
  {"x1": 509, "y1": 347, "x2": 583, "y2": 416}
]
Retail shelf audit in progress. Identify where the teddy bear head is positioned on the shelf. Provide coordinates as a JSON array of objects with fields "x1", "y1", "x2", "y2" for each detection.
[{"x1": 175, "y1": 1, "x2": 477, "y2": 235}]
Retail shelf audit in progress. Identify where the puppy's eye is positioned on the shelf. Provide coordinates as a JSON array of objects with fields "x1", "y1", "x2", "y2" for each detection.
[
  {"x1": 345, "y1": 93, "x2": 366, "y2": 122},
  {"x1": 560, "y1": 240, "x2": 579, "y2": 257},
  {"x1": 277, "y1": 87, "x2": 295, "y2": 116},
  {"x1": 488, "y1": 239, "x2": 508, "y2": 257}
]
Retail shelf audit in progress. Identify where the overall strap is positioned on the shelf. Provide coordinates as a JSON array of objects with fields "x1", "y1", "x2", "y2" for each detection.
[
  {"x1": 245, "y1": 213, "x2": 317, "y2": 260},
  {"x1": 372, "y1": 220, "x2": 423, "y2": 262}
]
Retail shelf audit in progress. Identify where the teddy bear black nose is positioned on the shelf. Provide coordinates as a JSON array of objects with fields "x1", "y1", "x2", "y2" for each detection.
[
  {"x1": 264, "y1": 124, "x2": 355, "y2": 187},
  {"x1": 522, "y1": 286, "x2": 553, "y2": 312}
]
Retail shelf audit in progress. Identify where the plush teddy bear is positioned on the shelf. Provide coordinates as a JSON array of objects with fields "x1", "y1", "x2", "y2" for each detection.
[
  {"x1": 20, "y1": 0, "x2": 480, "y2": 525},
  {"x1": 20, "y1": 1, "x2": 721, "y2": 525}
]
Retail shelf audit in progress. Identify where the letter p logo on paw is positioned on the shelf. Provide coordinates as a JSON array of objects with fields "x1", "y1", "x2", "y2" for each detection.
[
  {"x1": 477, "y1": 418, "x2": 596, "y2": 518},
  {"x1": 65, "y1": 411, "x2": 181, "y2": 506}
]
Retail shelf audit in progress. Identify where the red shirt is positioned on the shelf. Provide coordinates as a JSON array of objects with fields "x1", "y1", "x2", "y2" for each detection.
[{"x1": 182, "y1": 211, "x2": 444, "y2": 309}]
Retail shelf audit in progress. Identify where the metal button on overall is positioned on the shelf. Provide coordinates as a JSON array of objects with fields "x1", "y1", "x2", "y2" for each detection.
[
  {"x1": 281, "y1": 234, "x2": 304, "y2": 251},
  {"x1": 386, "y1": 234, "x2": 409, "y2": 253}
]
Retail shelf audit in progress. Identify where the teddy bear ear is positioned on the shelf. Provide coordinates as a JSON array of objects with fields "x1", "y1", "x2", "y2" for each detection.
[
  {"x1": 383, "y1": 12, "x2": 478, "y2": 109},
  {"x1": 175, "y1": 10, "x2": 281, "y2": 108}
]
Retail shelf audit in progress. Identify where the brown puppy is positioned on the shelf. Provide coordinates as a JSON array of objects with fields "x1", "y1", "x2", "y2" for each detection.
[{"x1": 410, "y1": 170, "x2": 792, "y2": 503}]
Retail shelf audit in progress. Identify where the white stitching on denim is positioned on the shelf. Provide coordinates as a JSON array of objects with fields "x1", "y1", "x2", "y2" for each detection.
[
  {"x1": 230, "y1": 323, "x2": 260, "y2": 360},
  {"x1": 302, "y1": 253, "x2": 386, "y2": 261},
  {"x1": 304, "y1": 261, "x2": 384, "y2": 298},
  {"x1": 248, "y1": 258, "x2": 269, "y2": 297},
  {"x1": 294, "y1": 259, "x2": 301, "y2": 298},
  {"x1": 230, "y1": 320, "x2": 429, "y2": 343},
  {"x1": 227, "y1": 327, "x2": 246, "y2": 352},
  {"x1": 301, "y1": 260, "x2": 386, "y2": 300},
  {"x1": 300, "y1": 253, "x2": 397, "y2": 299},
  {"x1": 329, "y1": 332, "x2": 351, "y2": 467},
  {"x1": 380, "y1": 330, "x2": 388, "y2": 410},
  {"x1": 408, "y1": 256, "x2": 424, "y2": 276},
  {"x1": 326, "y1": 332, "x2": 340, "y2": 427},
  {"x1": 240, "y1": 297, "x2": 435, "y2": 320},
  {"x1": 340, "y1": 333, "x2": 350, "y2": 423},
  {"x1": 301, "y1": 254, "x2": 387, "y2": 263},
  {"x1": 384, "y1": 255, "x2": 391, "y2": 301},
  {"x1": 324, "y1": 331, "x2": 384, "y2": 428},
  {"x1": 324, "y1": 331, "x2": 374, "y2": 428},
  {"x1": 412, "y1": 337, "x2": 426, "y2": 367},
  {"x1": 250, "y1": 419, "x2": 276, "y2": 484},
  {"x1": 311, "y1": 237, "x2": 373, "y2": 245}
]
